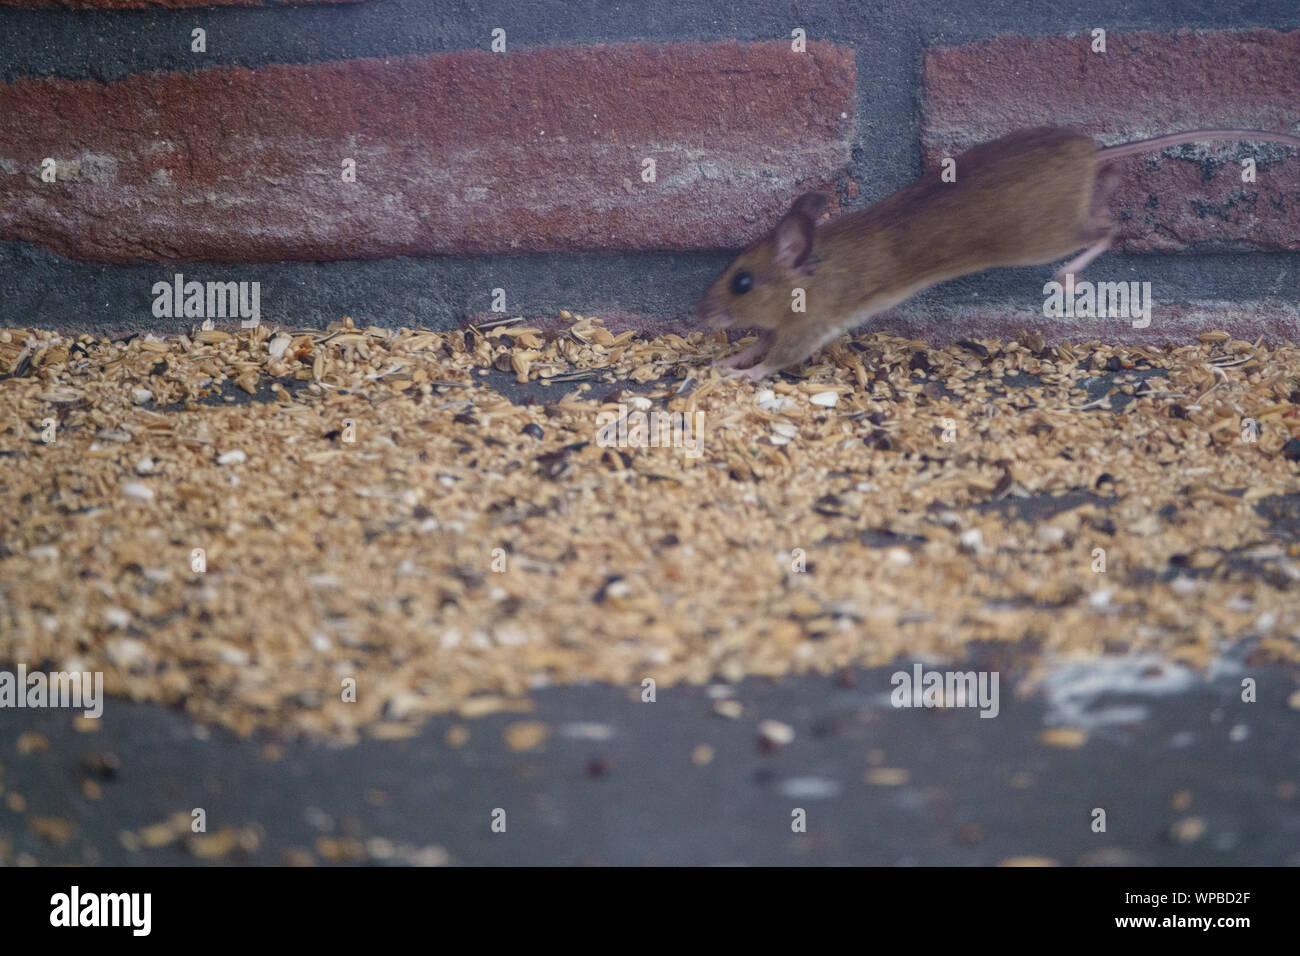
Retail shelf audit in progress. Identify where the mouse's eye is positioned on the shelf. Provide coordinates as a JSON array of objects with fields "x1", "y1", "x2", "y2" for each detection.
[{"x1": 730, "y1": 271, "x2": 754, "y2": 296}]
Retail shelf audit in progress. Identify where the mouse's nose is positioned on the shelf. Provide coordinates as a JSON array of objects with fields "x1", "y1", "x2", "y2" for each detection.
[
  {"x1": 691, "y1": 294, "x2": 710, "y2": 322},
  {"x1": 692, "y1": 291, "x2": 726, "y2": 328}
]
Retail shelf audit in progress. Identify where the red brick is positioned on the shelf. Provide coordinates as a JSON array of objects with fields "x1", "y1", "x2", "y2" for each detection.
[
  {"x1": 0, "y1": 41, "x2": 855, "y2": 264},
  {"x1": 923, "y1": 30, "x2": 1300, "y2": 252}
]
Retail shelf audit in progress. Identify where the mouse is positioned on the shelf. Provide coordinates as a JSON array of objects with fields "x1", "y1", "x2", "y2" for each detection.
[{"x1": 693, "y1": 126, "x2": 1300, "y2": 381}]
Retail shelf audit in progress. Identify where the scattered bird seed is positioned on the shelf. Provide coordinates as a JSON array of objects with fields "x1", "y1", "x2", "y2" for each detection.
[
  {"x1": 758, "y1": 719, "x2": 795, "y2": 748},
  {"x1": 121, "y1": 482, "x2": 154, "y2": 501},
  {"x1": 2, "y1": 320, "x2": 1299, "y2": 744}
]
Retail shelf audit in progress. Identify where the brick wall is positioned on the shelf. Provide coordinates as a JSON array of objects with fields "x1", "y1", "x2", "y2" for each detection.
[
  {"x1": 0, "y1": 42, "x2": 854, "y2": 262},
  {"x1": 1, "y1": 1, "x2": 1299, "y2": 342}
]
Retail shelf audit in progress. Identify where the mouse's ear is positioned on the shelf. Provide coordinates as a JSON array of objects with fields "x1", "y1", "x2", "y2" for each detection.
[
  {"x1": 773, "y1": 192, "x2": 828, "y2": 270},
  {"x1": 790, "y1": 192, "x2": 829, "y2": 220}
]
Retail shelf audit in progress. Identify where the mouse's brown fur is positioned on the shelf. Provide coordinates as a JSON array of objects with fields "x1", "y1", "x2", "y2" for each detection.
[{"x1": 695, "y1": 125, "x2": 1299, "y2": 380}]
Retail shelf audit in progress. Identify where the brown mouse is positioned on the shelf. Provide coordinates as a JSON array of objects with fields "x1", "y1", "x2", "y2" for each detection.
[{"x1": 693, "y1": 126, "x2": 1300, "y2": 381}]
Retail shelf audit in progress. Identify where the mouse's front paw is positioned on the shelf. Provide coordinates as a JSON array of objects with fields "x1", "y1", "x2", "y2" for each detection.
[
  {"x1": 714, "y1": 334, "x2": 772, "y2": 370},
  {"x1": 714, "y1": 351, "x2": 751, "y2": 370},
  {"x1": 718, "y1": 363, "x2": 774, "y2": 384}
]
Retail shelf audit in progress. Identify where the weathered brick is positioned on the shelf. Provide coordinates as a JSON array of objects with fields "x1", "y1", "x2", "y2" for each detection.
[
  {"x1": 0, "y1": 41, "x2": 855, "y2": 264},
  {"x1": 923, "y1": 30, "x2": 1300, "y2": 252}
]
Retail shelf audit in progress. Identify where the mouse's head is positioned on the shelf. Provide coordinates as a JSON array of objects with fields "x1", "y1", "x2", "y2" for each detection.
[{"x1": 693, "y1": 192, "x2": 829, "y2": 331}]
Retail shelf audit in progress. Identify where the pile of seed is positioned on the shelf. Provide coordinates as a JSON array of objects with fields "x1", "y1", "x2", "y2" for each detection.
[{"x1": 1, "y1": 315, "x2": 1298, "y2": 742}]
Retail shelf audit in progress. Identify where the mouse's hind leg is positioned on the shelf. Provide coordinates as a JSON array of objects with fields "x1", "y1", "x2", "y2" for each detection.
[
  {"x1": 1053, "y1": 163, "x2": 1122, "y2": 282},
  {"x1": 1053, "y1": 163, "x2": 1123, "y2": 281},
  {"x1": 1053, "y1": 231, "x2": 1112, "y2": 283},
  {"x1": 1093, "y1": 163, "x2": 1122, "y2": 207}
]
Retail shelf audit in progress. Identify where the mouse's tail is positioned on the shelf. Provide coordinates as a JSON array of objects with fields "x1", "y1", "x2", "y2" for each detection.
[{"x1": 1098, "y1": 128, "x2": 1300, "y2": 161}]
